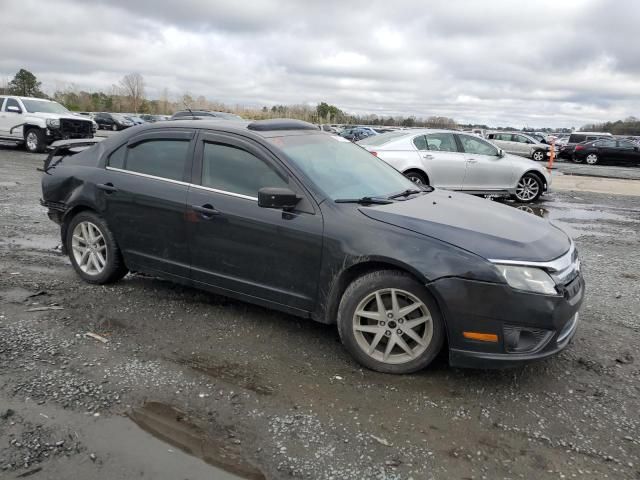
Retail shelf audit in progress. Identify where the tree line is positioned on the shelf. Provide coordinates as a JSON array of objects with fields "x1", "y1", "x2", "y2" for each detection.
[{"x1": 581, "y1": 117, "x2": 640, "y2": 136}]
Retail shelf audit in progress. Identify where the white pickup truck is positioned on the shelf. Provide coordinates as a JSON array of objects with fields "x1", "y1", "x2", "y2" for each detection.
[{"x1": 0, "y1": 96, "x2": 96, "y2": 153}]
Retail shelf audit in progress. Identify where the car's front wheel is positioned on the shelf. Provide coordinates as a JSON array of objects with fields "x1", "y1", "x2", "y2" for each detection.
[
  {"x1": 404, "y1": 170, "x2": 429, "y2": 185},
  {"x1": 532, "y1": 150, "x2": 546, "y2": 162},
  {"x1": 514, "y1": 173, "x2": 543, "y2": 203},
  {"x1": 24, "y1": 128, "x2": 46, "y2": 153},
  {"x1": 111, "y1": 124, "x2": 118, "y2": 131},
  {"x1": 337, "y1": 270, "x2": 445, "y2": 374},
  {"x1": 585, "y1": 153, "x2": 599, "y2": 165},
  {"x1": 66, "y1": 211, "x2": 128, "y2": 284}
]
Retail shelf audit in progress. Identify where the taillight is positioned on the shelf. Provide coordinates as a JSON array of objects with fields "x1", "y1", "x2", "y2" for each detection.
[
  {"x1": 370, "y1": 151, "x2": 378, "y2": 156},
  {"x1": 574, "y1": 145, "x2": 584, "y2": 151}
]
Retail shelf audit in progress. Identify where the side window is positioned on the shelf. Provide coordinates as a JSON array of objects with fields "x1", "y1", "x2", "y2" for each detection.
[
  {"x1": 6, "y1": 98, "x2": 21, "y2": 112},
  {"x1": 616, "y1": 140, "x2": 634, "y2": 149},
  {"x1": 125, "y1": 139, "x2": 190, "y2": 181},
  {"x1": 202, "y1": 142, "x2": 287, "y2": 197},
  {"x1": 0, "y1": 97, "x2": 5, "y2": 110},
  {"x1": 496, "y1": 133, "x2": 512, "y2": 141},
  {"x1": 107, "y1": 144, "x2": 126, "y2": 169},
  {"x1": 459, "y1": 135, "x2": 498, "y2": 156},
  {"x1": 412, "y1": 135, "x2": 427, "y2": 151},
  {"x1": 425, "y1": 133, "x2": 458, "y2": 152},
  {"x1": 569, "y1": 134, "x2": 586, "y2": 143}
]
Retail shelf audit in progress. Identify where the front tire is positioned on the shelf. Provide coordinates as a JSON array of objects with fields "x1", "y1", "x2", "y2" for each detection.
[
  {"x1": 514, "y1": 173, "x2": 543, "y2": 203},
  {"x1": 404, "y1": 170, "x2": 428, "y2": 185},
  {"x1": 337, "y1": 270, "x2": 445, "y2": 374},
  {"x1": 24, "y1": 128, "x2": 46, "y2": 153},
  {"x1": 66, "y1": 211, "x2": 128, "y2": 284},
  {"x1": 111, "y1": 124, "x2": 118, "y2": 131},
  {"x1": 532, "y1": 150, "x2": 546, "y2": 162}
]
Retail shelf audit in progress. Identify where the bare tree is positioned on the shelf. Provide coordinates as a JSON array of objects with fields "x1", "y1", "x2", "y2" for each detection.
[{"x1": 120, "y1": 73, "x2": 145, "y2": 113}]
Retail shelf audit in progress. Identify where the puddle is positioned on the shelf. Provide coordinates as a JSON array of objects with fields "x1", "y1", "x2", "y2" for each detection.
[
  {"x1": 175, "y1": 357, "x2": 274, "y2": 396},
  {"x1": 128, "y1": 402, "x2": 264, "y2": 480}
]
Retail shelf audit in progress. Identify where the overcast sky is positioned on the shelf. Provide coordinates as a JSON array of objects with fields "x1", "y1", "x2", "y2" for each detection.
[{"x1": 2, "y1": 0, "x2": 639, "y2": 127}]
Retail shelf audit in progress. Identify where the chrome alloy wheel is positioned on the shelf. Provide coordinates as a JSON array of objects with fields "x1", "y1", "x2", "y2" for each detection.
[
  {"x1": 585, "y1": 153, "x2": 598, "y2": 165},
  {"x1": 352, "y1": 288, "x2": 433, "y2": 365},
  {"x1": 515, "y1": 176, "x2": 540, "y2": 202},
  {"x1": 26, "y1": 131, "x2": 38, "y2": 151},
  {"x1": 71, "y1": 221, "x2": 107, "y2": 275}
]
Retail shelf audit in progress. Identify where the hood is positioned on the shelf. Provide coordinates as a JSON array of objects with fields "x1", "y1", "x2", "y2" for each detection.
[
  {"x1": 358, "y1": 190, "x2": 570, "y2": 262},
  {"x1": 27, "y1": 112, "x2": 93, "y2": 122}
]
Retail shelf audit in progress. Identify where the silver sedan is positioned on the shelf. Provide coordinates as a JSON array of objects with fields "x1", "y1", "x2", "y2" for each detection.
[{"x1": 358, "y1": 129, "x2": 551, "y2": 203}]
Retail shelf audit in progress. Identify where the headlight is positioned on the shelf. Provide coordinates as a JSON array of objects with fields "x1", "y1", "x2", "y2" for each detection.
[
  {"x1": 46, "y1": 119, "x2": 60, "y2": 129},
  {"x1": 495, "y1": 265, "x2": 557, "y2": 295}
]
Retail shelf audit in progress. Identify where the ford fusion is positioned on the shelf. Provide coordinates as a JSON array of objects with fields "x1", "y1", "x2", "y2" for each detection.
[{"x1": 40, "y1": 119, "x2": 584, "y2": 373}]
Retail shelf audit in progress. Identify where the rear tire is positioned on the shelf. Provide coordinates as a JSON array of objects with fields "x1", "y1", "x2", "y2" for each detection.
[
  {"x1": 404, "y1": 170, "x2": 429, "y2": 186},
  {"x1": 532, "y1": 150, "x2": 546, "y2": 162},
  {"x1": 65, "y1": 211, "x2": 128, "y2": 284},
  {"x1": 337, "y1": 270, "x2": 445, "y2": 374},
  {"x1": 24, "y1": 128, "x2": 46, "y2": 153},
  {"x1": 111, "y1": 124, "x2": 118, "y2": 131}
]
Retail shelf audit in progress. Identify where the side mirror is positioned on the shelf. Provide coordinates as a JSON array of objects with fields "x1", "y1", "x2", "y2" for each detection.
[
  {"x1": 497, "y1": 148, "x2": 505, "y2": 157},
  {"x1": 7, "y1": 105, "x2": 22, "y2": 114},
  {"x1": 258, "y1": 187, "x2": 300, "y2": 211}
]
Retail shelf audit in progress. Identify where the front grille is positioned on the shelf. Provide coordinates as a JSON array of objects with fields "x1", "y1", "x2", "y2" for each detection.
[{"x1": 60, "y1": 118, "x2": 93, "y2": 136}]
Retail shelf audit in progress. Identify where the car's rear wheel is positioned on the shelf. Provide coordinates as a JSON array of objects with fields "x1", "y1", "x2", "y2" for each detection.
[
  {"x1": 572, "y1": 155, "x2": 584, "y2": 163},
  {"x1": 24, "y1": 128, "x2": 45, "y2": 153},
  {"x1": 532, "y1": 150, "x2": 546, "y2": 162},
  {"x1": 66, "y1": 211, "x2": 128, "y2": 284},
  {"x1": 514, "y1": 173, "x2": 542, "y2": 203},
  {"x1": 111, "y1": 124, "x2": 118, "y2": 131},
  {"x1": 337, "y1": 270, "x2": 444, "y2": 374},
  {"x1": 404, "y1": 170, "x2": 428, "y2": 185},
  {"x1": 585, "y1": 153, "x2": 599, "y2": 165}
]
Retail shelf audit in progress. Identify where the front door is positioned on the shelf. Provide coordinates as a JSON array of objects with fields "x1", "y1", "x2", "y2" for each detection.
[
  {"x1": 457, "y1": 134, "x2": 515, "y2": 190},
  {"x1": 0, "y1": 98, "x2": 24, "y2": 138},
  {"x1": 100, "y1": 129, "x2": 195, "y2": 278},
  {"x1": 614, "y1": 140, "x2": 640, "y2": 164},
  {"x1": 186, "y1": 131, "x2": 323, "y2": 313}
]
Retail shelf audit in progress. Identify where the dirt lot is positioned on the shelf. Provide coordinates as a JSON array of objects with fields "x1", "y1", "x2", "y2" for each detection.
[{"x1": 1, "y1": 145, "x2": 639, "y2": 480}]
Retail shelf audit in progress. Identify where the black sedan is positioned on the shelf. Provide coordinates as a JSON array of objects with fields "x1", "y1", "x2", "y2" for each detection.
[
  {"x1": 93, "y1": 112, "x2": 134, "y2": 131},
  {"x1": 40, "y1": 119, "x2": 584, "y2": 373},
  {"x1": 573, "y1": 138, "x2": 640, "y2": 165}
]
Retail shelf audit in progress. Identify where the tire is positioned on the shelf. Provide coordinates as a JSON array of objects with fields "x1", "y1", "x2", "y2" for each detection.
[
  {"x1": 404, "y1": 170, "x2": 429, "y2": 185},
  {"x1": 585, "y1": 153, "x2": 599, "y2": 165},
  {"x1": 65, "y1": 211, "x2": 128, "y2": 284},
  {"x1": 572, "y1": 155, "x2": 584, "y2": 163},
  {"x1": 24, "y1": 128, "x2": 46, "y2": 153},
  {"x1": 514, "y1": 173, "x2": 543, "y2": 203},
  {"x1": 532, "y1": 150, "x2": 546, "y2": 162},
  {"x1": 111, "y1": 124, "x2": 118, "y2": 131},
  {"x1": 337, "y1": 270, "x2": 445, "y2": 374}
]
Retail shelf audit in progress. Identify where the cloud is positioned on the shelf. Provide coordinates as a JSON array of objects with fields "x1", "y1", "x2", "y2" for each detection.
[{"x1": 1, "y1": 0, "x2": 639, "y2": 127}]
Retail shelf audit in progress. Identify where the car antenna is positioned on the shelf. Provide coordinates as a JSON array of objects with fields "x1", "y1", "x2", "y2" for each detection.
[{"x1": 183, "y1": 101, "x2": 196, "y2": 119}]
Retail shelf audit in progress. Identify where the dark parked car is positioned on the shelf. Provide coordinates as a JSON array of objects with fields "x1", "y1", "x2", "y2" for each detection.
[
  {"x1": 40, "y1": 119, "x2": 583, "y2": 373},
  {"x1": 93, "y1": 112, "x2": 134, "y2": 131},
  {"x1": 573, "y1": 138, "x2": 640, "y2": 165},
  {"x1": 557, "y1": 132, "x2": 612, "y2": 159}
]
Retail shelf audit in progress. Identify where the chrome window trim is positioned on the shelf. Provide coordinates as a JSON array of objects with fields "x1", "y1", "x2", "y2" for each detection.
[
  {"x1": 489, "y1": 243, "x2": 576, "y2": 272},
  {"x1": 105, "y1": 166, "x2": 258, "y2": 202},
  {"x1": 106, "y1": 166, "x2": 189, "y2": 186}
]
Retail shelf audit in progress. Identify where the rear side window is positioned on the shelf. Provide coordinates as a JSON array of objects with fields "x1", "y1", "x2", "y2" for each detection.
[
  {"x1": 569, "y1": 134, "x2": 586, "y2": 143},
  {"x1": 125, "y1": 139, "x2": 190, "y2": 181},
  {"x1": 202, "y1": 142, "x2": 287, "y2": 197},
  {"x1": 412, "y1": 135, "x2": 427, "y2": 151},
  {"x1": 108, "y1": 145, "x2": 126, "y2": 169},
  {"x1": 426, "y1": 133, "x2": 458, "y2": 152},
  {"x1": 495, "y1": 133, "x2": 512, "y2": 141}
]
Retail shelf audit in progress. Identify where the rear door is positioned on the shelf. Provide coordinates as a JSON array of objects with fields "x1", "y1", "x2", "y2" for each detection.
[
  {"x1": 457, "y1": 134, "x2": 515, "y2": 190},
  {"x1": 512, "y1": 134, "x2": 534, "y2": 157},
  {"x1": 186, "y1": 131, "x2": 323, "y2": 313},
  {"x1": 417, "y1": 133, "x2": 467, "y2": 189},
  {"x1": 102, "y1": 129, "x2": 195, "y2": 278}
]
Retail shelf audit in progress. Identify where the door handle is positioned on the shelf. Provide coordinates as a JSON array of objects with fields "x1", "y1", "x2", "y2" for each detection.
[
  {"x1": 466, "y1": 159, "x2": 478, "y2": 164},
  {"x1": 97, "y1": 183, "x2": 118, "y2": 193},
  {"x1": 423, "y1": 154, "x2": 434, "y2": 159},
  {"x1": 191, "y1": 204, "x2": 220, "y2": 218}
]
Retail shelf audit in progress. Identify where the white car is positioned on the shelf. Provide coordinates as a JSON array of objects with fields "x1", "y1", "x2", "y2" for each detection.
[
  {"x1": 358, "y1": 129, "x2": 551, "y2": 203},
  {"x1": 485, "y1": 132, "x2": 550, "y2": 162},
  {"x1": 0, "y1": 96, "x2": 96, "y2": 153}
]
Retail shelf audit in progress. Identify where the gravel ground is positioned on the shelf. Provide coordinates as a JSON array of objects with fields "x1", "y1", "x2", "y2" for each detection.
[{"x1": 1, "y1": 145, "x2": 639, "y2": 480}]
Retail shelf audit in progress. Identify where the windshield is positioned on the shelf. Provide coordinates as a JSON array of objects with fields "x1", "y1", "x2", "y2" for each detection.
[
  {"x1": 358, "y1": 130, "x2": 409, "y2": 146},
  {"x1": 22, "y1": 99, "x2": 70, "y2": 114},
  {"x1": 268, "y1": 134, "x2": 417, "y2": 200}
]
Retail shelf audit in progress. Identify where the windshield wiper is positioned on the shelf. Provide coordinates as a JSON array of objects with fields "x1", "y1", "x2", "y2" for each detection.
[
  {"x1": 387, "y1": 188, "x2": 429, "y2": 199},
  {"x1": 335, "y1": 196, "x2": 393, "y2": 205}
]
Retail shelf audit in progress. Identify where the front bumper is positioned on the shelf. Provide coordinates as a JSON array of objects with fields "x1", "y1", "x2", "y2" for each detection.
[{"x1": 430, "y1": 274, "x2": 584, "y2": 368}]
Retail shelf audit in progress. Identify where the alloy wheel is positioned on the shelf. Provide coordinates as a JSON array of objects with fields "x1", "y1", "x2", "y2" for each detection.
[
  {"x1": 352, "y1": 288, "x2": 433, "y2": 365},
  {"x1": 71, "y1": 221, "x2": 107, "y2": 275},
  {"x1": 26, "y1": 132, "x2": 38, "y2": 151},
  {"x1": 586, "y1": 154, "x2": 598, "y2": 165},
  {"x1": 515, "y1": 176, "x2": 540, "y2": 202},
  {"x1": 533, "y1": 151, "x2": 545, "y2": 161}
]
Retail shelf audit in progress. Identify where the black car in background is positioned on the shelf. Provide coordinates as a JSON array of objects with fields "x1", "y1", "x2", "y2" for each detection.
[
  {"x1": 557, "y1": 132, "x2": 612, "y2": 159},
  {"x1": 93, "y1": 112, "x2": 134, "y2": 131},
  {"x1": 40, "y1": 119, "x2": 583, "y2": 373},
  {"x1": 573, "y1": 138, "x2": 640, "y2": 165}
]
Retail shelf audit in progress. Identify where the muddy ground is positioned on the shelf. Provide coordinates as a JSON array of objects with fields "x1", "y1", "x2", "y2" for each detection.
[{"x1": 1, "y1": 145, "x2": 639, "y2": 480}]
